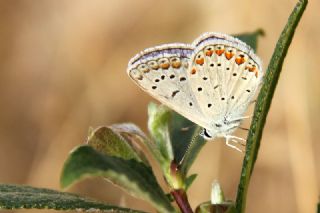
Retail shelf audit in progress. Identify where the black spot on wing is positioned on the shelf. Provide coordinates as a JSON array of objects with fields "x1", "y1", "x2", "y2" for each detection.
[{"x1": 171, "y1": 90, "x2": 180, "y2": 97}]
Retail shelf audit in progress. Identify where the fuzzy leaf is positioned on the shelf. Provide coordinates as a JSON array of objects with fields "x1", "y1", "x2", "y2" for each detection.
[
  {"x1": 60, "y1": 145, "x2": 175, "y2": 213},
  {"x1": 87, "y1": 126, "x2": 146, "y2": 164},
  {"x1": 109, "y1": 123, "x2": 154, "y2": 165},
  {"x1": 148, "y1": 103, "x2": 174, "y2": 163},
  {"x1": 169, "y1": 111, "x2": 205, "y2": 174},
  {"x1": 110, "y1": 123, "x2": 148, "y2": 139},
  {"x1": 0, "y1": 184, "x2": 146, "y2": 212}
]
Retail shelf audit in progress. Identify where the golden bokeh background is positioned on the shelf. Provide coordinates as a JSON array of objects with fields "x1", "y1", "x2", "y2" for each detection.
[{"x1": 0, "y1": 1, "x2": 318, "y2": 212}]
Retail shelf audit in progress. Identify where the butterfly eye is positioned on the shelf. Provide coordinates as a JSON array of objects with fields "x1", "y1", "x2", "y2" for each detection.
[
  {"x1": 170, "y1": 57, "x2": 181, "y2": 69},
  {"x1": 138, "y1": 64, "x2": 150, "y2": 73},
  {"x1": 147, "y1": 60, "x2": 159, "y2": 70}
]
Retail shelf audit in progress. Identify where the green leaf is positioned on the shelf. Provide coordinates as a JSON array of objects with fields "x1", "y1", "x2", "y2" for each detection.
[
  {"x1": 235, "y1": 1, "x2": 308, "y2": 212},
  {"x1": 111, "y1": 122, "x2": 166, "y2": 169},
  {"x1": 234, "y1": 29, "x2": 265, "y2": 52},
  {"x1": 185, "y1": 174, "x2": 197, "y2": 191},
  {"x1": 109, "y1": 123, "x2": 152, "y2": 165},
  {"x1": 87, "y1": 126, "x2": 147, "y2": 164},
  {"x1": 60, "y1": 145, "x2": 175, "y2": 213},
  {"x1": 148, "y1": 103, "x2": 174, "y2": 163},
  {"x1": 169, "y1": 111, "x2": 205, "y2": 170},
  {"x1": 0, "y1": 184, "x2": 146, "y2": 212},
  {"x1": 110, "y1": 123, "x2": 149, "y2": 142}
]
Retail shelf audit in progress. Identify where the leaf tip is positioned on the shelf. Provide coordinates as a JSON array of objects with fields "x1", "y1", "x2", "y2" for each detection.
[{"x1": 255, "y1": 28, "x2": 265, "y2": 37}]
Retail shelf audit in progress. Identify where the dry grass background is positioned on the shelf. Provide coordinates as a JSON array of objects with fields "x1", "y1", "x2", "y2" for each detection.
[{"x1": 0, "y1": 1, "x2": 318, "y2": 212}]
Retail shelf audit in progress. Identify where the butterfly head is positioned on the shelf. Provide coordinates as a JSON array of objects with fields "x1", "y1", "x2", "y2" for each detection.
[{"x1": 201, "y1": 117, "x2": 241, "y2": 140}]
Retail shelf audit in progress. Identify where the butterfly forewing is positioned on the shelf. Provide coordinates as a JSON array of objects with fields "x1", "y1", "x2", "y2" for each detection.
[{"x1": 127, "y1": 44, "x2": 210, "y2": 128}]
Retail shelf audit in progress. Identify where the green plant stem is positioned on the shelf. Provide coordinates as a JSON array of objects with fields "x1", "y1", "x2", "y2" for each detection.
[
  {"x1": 168, "y1": 161, "x2": 193, "y2": 213},
  {"x1": 235, "y1": 0, "x2": 308, "y2": 212},
  {"x1": 171, "y1": 189, "x2": 193, "y2": 213}
]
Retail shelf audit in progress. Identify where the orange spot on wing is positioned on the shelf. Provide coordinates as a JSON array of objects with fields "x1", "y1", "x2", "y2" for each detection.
[
  {"x1": 248, "y1": 66, "x2": 256, "y2": 72},
  {"x1": 172, "y1": 61, "x2": 181, "y2": 69},
  {"x1": 235, "y1": 57, "x2": 246, "y2": 65},
  {"x1": 191, "y1": 67, "x2": 197, "y2": 74},
  {"x1": 195, "y1": 58, "x2": 204, "y2": 65},
  {"x1": 225, "y1": 52, "x2": 234, "y2": 60},
  {"x1": 215, "y1": 49, "x2": 225, "y2": 56},
  {"x1": 205, "y1": 50, "x2": 214, "y2": 56},
  {"x1": 248, "y1": 66, "x2": 259, "y2": 77},
  {"x1": 160, "y1": 63, "x2": 170, "y2": 69}
]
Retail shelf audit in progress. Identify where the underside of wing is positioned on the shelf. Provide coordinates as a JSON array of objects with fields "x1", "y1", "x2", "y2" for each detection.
[
  {"x1": 127, "y1": 43, "x2": 210, "y2": 128},
  {"x1": 188, "y1": 32, "x2": 263, "y2": 121}
]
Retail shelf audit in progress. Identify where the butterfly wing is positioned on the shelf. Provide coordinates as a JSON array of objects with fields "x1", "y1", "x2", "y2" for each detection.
[
  {"x1": 187, "y1": 32, "x2": 263, "y2": 123},
  {"x1": 127, "y1": 43, "x2": 211, "y2": 129},
  {"x1": 127, "y1": 33, "x2": 263, "y2": 134}
]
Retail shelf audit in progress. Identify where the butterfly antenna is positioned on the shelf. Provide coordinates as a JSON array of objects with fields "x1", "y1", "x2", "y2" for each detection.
[
  {"x1": 225, "y1": 135, "x2": 246, "y2": 152},
  {"x1": 178, "y1": 128, "x2": 202, "y2": 166},
  {"x1": 239, "y1": 126, "x2": 249, "y2": 131}
]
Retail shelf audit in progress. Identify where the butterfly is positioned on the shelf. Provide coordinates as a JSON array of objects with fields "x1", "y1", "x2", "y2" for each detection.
[{"x1": 127, "y1": 32, "x2": 263, "y2": 151}]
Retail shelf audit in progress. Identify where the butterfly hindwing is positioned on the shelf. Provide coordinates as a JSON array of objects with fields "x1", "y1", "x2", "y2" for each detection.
[{"x1": 187, "y1": 33, "x2": 263, "y2": 123}]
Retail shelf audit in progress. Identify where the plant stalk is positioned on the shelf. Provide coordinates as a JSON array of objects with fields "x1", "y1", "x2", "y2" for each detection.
[
  {"x1": 235, "y1": 0, "x2": 308, "y2": 212},
  {"x1": 171, "y1": 189, "x2": 193, "y2": 213}
]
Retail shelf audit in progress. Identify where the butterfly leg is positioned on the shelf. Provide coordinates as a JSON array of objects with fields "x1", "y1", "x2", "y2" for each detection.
[
  {"x1": 226, "y1": 138, "x2": 243, "y2": 152},
  {"x1": 225, "y1": 136, "x2": 244, "y2": 152},
  {"x1": 225, "y1": 135, "x2": 247, "y2": 152},
  {"x1": 229, "y1": 135, "x2": 246, "y2": 146}
]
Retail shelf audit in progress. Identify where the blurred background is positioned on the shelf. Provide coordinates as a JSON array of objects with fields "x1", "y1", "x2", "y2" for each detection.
[{"x1": 0, "y1": 0, "x2": 318, "y2": 212}]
